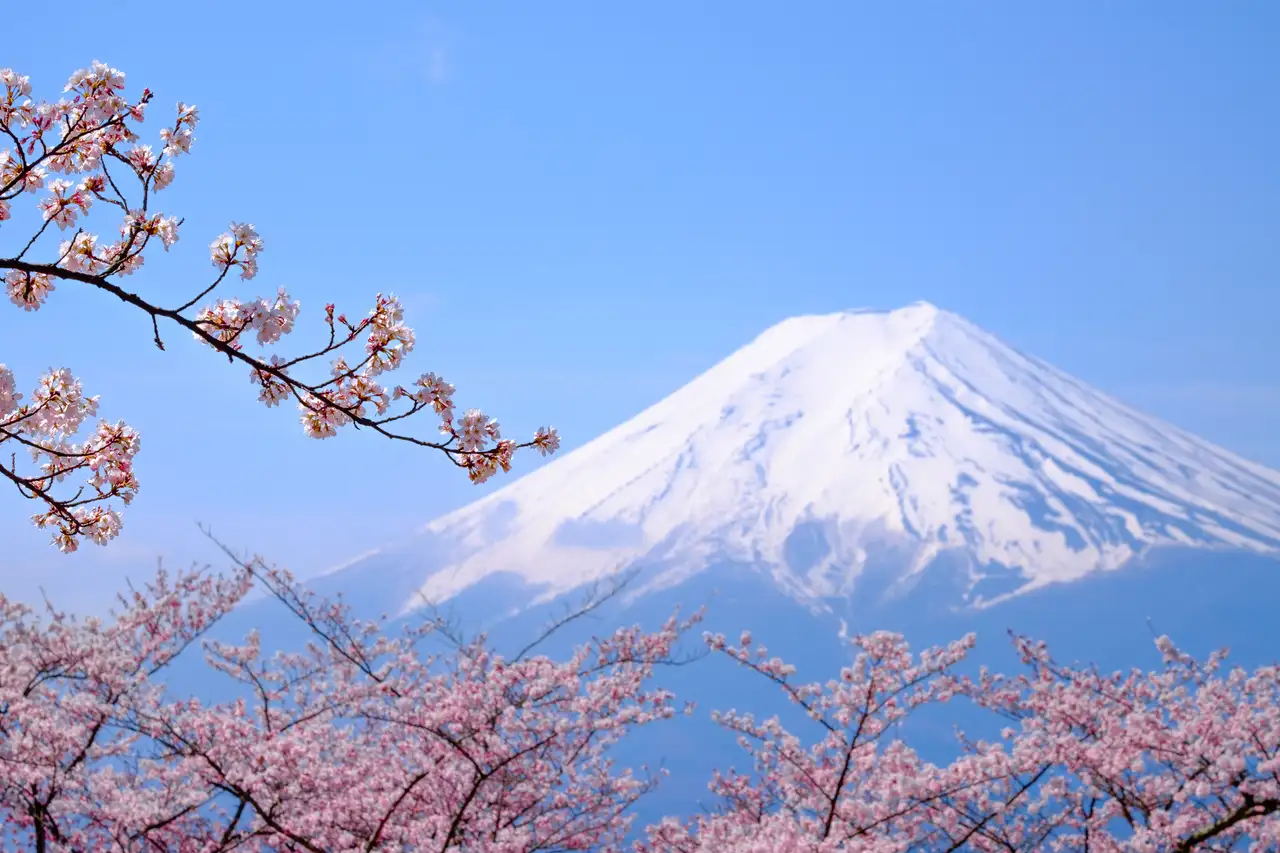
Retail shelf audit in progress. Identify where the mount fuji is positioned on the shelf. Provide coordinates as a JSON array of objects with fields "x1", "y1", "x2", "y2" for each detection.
[
  {"x1": 320, "y1": 301, "x2": 1280, "y2": 625},
  {"x1": 205, "y1": 301, "x2": 1280, "y2": 829}
]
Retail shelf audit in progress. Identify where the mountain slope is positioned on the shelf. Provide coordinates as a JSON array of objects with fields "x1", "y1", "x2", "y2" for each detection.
[{"x1": 331, "y1": 302, "x2": 1280, "y2": 615}]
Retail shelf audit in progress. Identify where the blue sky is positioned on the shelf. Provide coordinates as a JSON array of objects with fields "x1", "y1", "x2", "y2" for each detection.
[{"x1": 2, "y1": 2, "x2": 1277, "y2": 611}]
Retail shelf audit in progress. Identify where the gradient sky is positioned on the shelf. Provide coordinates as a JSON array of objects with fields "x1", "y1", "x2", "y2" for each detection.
[{"x1": 2, "y1": 2, "x2": 1277, "y2": 612}]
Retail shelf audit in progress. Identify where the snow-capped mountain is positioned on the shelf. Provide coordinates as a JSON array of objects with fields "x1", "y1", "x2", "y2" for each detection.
[{"x1": 329, "y1": 302, "x2": 1280, "y2": 617}]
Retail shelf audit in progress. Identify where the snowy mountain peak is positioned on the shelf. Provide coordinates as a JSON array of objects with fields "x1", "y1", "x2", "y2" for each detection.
[{"x1": 338, "y1": 304, "x2": 1280, "y2": 615}]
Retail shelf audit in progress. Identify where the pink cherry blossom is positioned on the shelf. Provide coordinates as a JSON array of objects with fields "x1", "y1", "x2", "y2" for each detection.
[
  {"x1": 1, "y1": 62, "x2": 559, "y2": 552},
  {"x1": 2, "y1": 555, "x2": 1277, "y2": 852},
  {"x1": 0, "y1": 363, "x2": 140, "y2": 551},
  {"x1": 638, "y1": 628, "x2": 1280, "y2": 852},
  {"x1": 0, "y1": 556, "x2": 703, "y2": 853}
]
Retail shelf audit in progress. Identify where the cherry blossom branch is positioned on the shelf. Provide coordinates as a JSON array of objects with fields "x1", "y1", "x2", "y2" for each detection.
[
  {"x1": 0, "y1": 62, "x2": 560, "y2": 553},
  {"x1": 0, "y1": 364, "x2": 139, "y2": 551},
  {"x1": 0, "y1": 546, "x2": 713, "y2": 852},
  {"x1": 641, "y1": 629, "x2": 1280, "y2": 852}
]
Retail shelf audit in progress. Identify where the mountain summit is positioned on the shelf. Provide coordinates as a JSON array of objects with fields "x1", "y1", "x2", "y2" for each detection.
[{"x1": 335, "y1": 303, "x2": 1280, "y2": 615}]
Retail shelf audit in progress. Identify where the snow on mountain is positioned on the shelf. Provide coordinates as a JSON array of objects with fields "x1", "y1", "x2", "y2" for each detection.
[{"x1": 334, "y1": 302, "x2": 1280, "y2": 616}]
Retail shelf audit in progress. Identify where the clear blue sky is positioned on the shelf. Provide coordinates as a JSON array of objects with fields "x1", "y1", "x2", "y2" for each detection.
[{"x1": 2, "y1": 2, "x2": 1277, "y2": 611}]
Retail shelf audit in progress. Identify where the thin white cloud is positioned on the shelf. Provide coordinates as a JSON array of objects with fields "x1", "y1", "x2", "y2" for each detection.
[
  {"x1": 371, "y1": 16, "x2": 458, "y2": 88},
  {"x1": 426, "y1": 45, "x2": 450, "y2": 86}
]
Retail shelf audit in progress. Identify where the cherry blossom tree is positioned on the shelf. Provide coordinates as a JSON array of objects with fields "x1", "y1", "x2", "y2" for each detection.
[
  {"x1": 0, "y1": 557, "x2": 702, "y2": 852},
  {"x1": 0, "y1": 62, "x2": 560, "y2": 553},
  {"x1": 639, "y1": 629, "x2": 1280, "y2": 853},
  {"x1": 4, "y1": 552, "x2": 1279, "y2": 852}
]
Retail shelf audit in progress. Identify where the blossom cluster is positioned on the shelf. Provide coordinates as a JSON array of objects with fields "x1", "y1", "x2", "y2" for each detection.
[
  {"x1": 0, "y1": 363, "x2": 139, "y2": 551},
  {"x1": 0, "y1": 560, "x2": 701, "y2": 852},
  {"x1": 639, "y1": 628, "x2": 1280, "y2": 852},
  {"x1": 1, "y1": 62, "x2": 557, "y2": 550}
]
